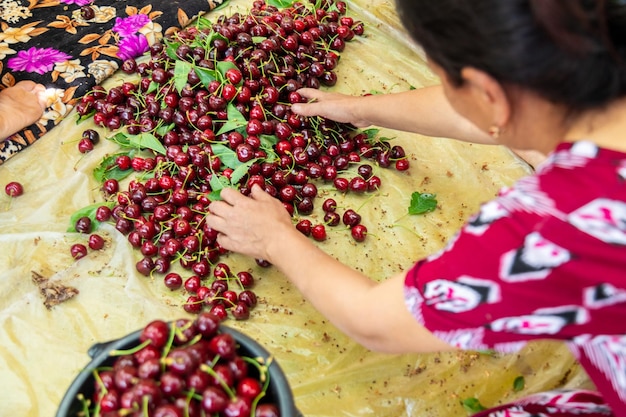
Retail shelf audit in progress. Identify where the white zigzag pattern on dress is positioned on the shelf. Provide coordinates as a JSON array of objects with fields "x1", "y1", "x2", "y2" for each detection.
[
  {"x1": 536, "y1": 141, "x2": 597, "y2": 175},
  {"x1": 575, "y1": 334, "x2": 626, "y2": 403},
  {"x1": 496, "y1": 176, "x2": 564, "y2": 219}
]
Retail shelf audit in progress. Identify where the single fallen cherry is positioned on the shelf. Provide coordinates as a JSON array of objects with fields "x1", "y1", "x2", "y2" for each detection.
[
  {"x1": 70, "y1": 243, "x2": 88, "y2": 260},
  {"x1": 351, "y1": 224, "x2": 368, "y2": 242},
  {"x1": 75, "y1": 216, "x2": 92, "y2": 234},
  {"x1": 4, "y1": 181, "x2": 23, "y2": 197},
  {"x1": 88, "y1": 234, "x2": 105, "y2": 250},
  {"x1": 311, "y1": 224, "x2": 327, "y2": 241},
  {"x1": 78, "y1": 138, "x2": 94, "y2": 153}
]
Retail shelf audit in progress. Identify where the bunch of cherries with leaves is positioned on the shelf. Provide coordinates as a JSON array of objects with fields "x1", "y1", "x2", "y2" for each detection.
[
  {"x1": 72, "y1": 0, "x2": 409, "y2": 318},
  {"x1": 81, "y1": 313, "x2": 281, "y2": 417}
]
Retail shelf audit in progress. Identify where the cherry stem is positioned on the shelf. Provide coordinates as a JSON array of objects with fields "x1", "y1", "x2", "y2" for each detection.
[
  {"x1": 109, "y1": 339, "x2": 151, "y2": 356},
  {"x1": 161, "y1": 321, "x2": 178, "y2": 361},
  {"x1": 241, "y1": 355, "x2": 272, "y2": 383},
  {"x1": 390, "y1": 222, "x2": 422, "y2": 240},
  {"x1": 77, "y1": 392, "x2": 94, "y2": 417},
  {"x1": 200, "y1": 363, "x2": 236, "y2": 399}
]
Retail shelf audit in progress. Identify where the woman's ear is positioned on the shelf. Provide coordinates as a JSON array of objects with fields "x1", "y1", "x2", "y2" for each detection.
[{"x1": 460, "y1": 67, "x2": 511, "y2": 130}]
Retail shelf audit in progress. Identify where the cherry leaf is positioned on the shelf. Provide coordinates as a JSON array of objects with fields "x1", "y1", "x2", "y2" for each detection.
[
  {"x1": 194, "y1": 66, "x2": 217, "y2": 89},
  {"x1": 127, "y1": 132, "x2": 167, "y2": 155},
  {"x1": 408, "y1": 191, "x2": 438, "y2": 215},
  {"x1": 230, "y1": 159, "x2": 259, "y2": 185},
  {"x1": 164, "y1": 40, "x2": 181, "y2": 60},
  {"x1": 93, "y1": 151, "x2": 135, "y2": 183},
  {"x1": 67, "y1": 202, "x2": 114, "y2": 232},
  {"x1": 216, "y1": 103, "x2": 248, "y2": 135},
  {"x1": 362, "y1": 128, "x2": 380, "y2": 139},
  {"x1": 513, "y1": 376, "x2": 525, "y2": 392},
  {"x1": 208, "y1": 175, "x2": 232, "y2": 201},
  {"x1": 210, "y1": 143, "x2": 239, "y2": 169},
  {"x1": 216, "y1": 61, "x2": 238, "y2": 81},
  {"x1": 461, "y1": 398, "x2": 487, "y2": 413},
  {"x1": 174, "y1": 60, "x2": 192, "y2": 93},
  {"x1": 266, "y1": 0, "x2": 298, "y2": 10},
  {"x1": 155, "y1": 123, "x2": 175, "y2": 137},
  {"x1": 76, "y1": 109, "x2": 96, "y2": 124}
]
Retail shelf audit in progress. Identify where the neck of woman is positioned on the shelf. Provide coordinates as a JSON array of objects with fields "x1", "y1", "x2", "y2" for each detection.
[{"x1": 564, "y1": 96, "x2": 626, "y2": 153}]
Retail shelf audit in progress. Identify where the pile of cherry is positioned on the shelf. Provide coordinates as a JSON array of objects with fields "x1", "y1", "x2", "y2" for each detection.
[
  {"x1": 82, "y1": 313, "x2": 281, "y2": 417},
  {"x1": 71, "y1": 0, "x2": 409, "y2": 320}
]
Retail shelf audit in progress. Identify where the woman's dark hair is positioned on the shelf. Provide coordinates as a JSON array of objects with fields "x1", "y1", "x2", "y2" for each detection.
[{"x1": 395, "y1": 0, "x2": 626, "y2": 111}]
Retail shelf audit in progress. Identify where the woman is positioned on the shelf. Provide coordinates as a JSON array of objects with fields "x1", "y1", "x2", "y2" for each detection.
[{"x1": 206, "y1": 0, "x2": 626, "y2": 415}]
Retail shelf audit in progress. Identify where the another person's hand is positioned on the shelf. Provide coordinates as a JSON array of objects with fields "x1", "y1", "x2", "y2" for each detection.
[
  {"x1": 205, "y1": 185, "x2": 296, "y2": 262},
  {"x1": 291, "y1": 88, "x2": 371, "y2": 127},
  {"x1": 0, "y1": 80, "x2": 47, "y2": 141}
]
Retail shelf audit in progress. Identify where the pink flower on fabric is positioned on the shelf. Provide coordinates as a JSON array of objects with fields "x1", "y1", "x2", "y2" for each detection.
[
  {"x1": 112, "y1": 15, "x2": 151, "y2": 37},
  {"x1": 59, "y1": 0, "x2": 92, "y2": 5},
  {"x1": 117, "y1": 34, "x2": 149, "y2": 60},
  {"x1": 7, "y1": 47, "x2": 72, "y2": 74}
]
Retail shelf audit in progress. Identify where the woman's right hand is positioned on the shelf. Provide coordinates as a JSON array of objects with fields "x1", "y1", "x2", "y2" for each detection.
[{"x1": 291, "y1": 88, "x2": 371, "y2": 127}]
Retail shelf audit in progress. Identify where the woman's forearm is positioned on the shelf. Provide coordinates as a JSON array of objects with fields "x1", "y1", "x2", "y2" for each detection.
[{"x1": 293, "y1": 85, "x2": 496, "y2": 144}]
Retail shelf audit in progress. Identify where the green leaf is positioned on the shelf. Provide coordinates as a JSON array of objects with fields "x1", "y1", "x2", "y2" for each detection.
[
  {"x1": 107, "y1": 131, "x2": 166, "y2": 155},
  {"x1": 164, "y1": 41, "x2": 181, "y2": 60},
  {"x1": 211, "y1": 143, "x2": 239, "y2": 169},
  {"x1": 259, "y1": 134, "x2": 278, "y2": 149},
  {"x1": 208, "y1": 175, "x2": 232, "y2": 201},
  {"x1": 361, "y1": 128, "x2": 380, "y2": 139},
  {"x1": 107, "y1": 132, "x2": 131, "y2": 147},
  {"x1": 216, "y1": 61, "x2": 239, "y2": 81},
  {"x1": 155, "y1": 123, "x2": 175, "y2": 137},
  {"x1": 230, "y1": 159, "x2": 258, "y2": 185},
  {"x1": 127, "y1": 132, "x2": 167, "y2": 155},
  {"x1": 513, "y1": 376, "x2": 525, "y2": 392},
  {"x1": 174, "y1": 60, "x2": 193, "y2": 93},
  {"x1": 67, "y1": 202, "x2": 114, "y2": 232},
  {"x1": 76, "y1": 109, "x2": 96, "y2": 124},
  {"x1": 93, "y1": 152, "x2": 134, "y2": 183},
  {"x1": 216, "y1": 103, "x2": 248, "y2": 135},
  {"x1": 461, "y1": 398, "x2": 487, "y2": 414},
  {"x1": 259, "y1": 134, "x2": 279, "y2": 161},
  {"x1": 408, "y1": 191, "x2": 438, "y2": 215},
  {"x1": 252, "y1": 36, "x2": 267, "y2": 44},
  {"x1": 210, "y1": 0, "x2": 231, "y2": 12},
  {"x1": 195, "y1": 16, "x2": 213, "y2": 30},
  {"x1": 146, "y1": 81, "x2": 159, "y2": 94},
  {"x1": 266, "y1": 0, "x2": 297, "y2": 8},
  {"x1": 195, "y1": 66, "x2": 218, "y2": 88}
]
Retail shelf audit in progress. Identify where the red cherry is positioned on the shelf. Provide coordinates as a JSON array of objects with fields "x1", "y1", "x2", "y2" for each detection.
[
  {"x1": 311, "y1": 224, "x2": 327, "y2": 241},
  {"x1": 4, "y1": 181, "x2": 24, "y2": 197},
  {"x1": 351, "y1": 224, "x2": 368, "y2": 242},
  {"x1": 88, "y1": 234, "x2": 105, "y2": 250},
  {"x1": 70, "y1": 243, "x2": 88, "y2": 260},
  {"x1": 78, "y1": 138, "x2": 94, "y2": 153},
  {"x1": 225, "y1": 68, "x2": 243, "y2": 85},
  {"x1": 395, "y1": 158, "x2": 410, "y2": 171}
]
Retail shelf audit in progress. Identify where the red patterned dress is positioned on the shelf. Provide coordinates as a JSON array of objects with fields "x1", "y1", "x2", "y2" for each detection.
[{"x1": 404, "y1": 141, "x2": 626, "y2": 416}]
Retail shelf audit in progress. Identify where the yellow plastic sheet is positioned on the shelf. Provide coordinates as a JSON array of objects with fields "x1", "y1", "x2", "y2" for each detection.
[{"x1": 0, "y1": 1, "x2": 592, "y2": 416}]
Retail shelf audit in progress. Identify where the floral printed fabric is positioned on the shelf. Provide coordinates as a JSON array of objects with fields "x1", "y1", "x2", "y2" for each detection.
[
  {"x1": 404, "y1": 141, "x2": 626, "y2": 416},
  {"x1": 0, "y1": 0, "x2": 226, "y2": 164}
]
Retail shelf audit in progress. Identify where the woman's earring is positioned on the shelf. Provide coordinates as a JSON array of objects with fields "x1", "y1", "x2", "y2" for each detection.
[{"x1": 488, "y1": 125, "x2": 501, "y2": 139}]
